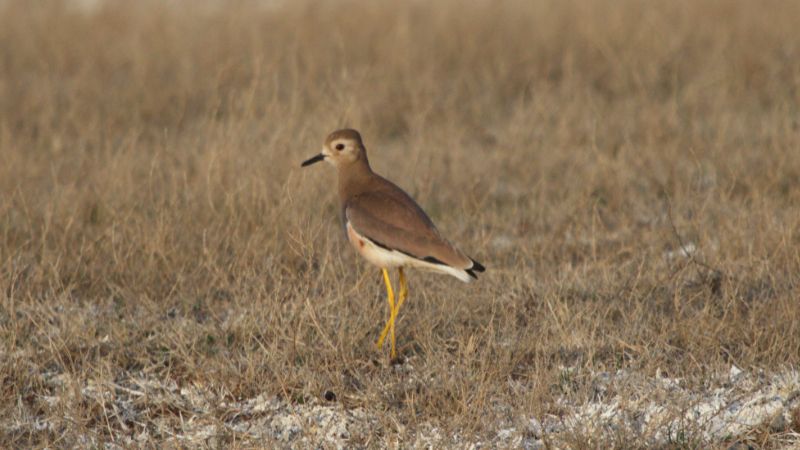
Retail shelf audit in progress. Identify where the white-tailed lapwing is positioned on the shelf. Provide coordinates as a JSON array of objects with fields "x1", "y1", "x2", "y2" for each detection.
[{"x1": 301, "y1": 129, "x2": 485, "y2": 359}]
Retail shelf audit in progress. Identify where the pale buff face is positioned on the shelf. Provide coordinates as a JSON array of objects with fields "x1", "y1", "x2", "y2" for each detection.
[
  {"x1": 301, "y1": 129, "x2": 366, "y2": 169},
  {"x1": 321, "y1": 136, "x2": 361, "y2": 167}
]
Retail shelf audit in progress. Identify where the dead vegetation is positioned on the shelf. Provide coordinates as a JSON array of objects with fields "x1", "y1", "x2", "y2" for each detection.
[{"x1": 1, "y1": 0, "x2": 799, "y2": 447}]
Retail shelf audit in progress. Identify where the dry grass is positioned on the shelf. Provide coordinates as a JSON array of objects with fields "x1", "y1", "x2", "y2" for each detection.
[{"x1": 1, "y1": 0, "x2": 799, "y2": 447}]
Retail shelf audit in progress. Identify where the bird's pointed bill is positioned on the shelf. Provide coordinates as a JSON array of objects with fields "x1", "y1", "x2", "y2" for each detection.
[{"x1": 301, "y1": 153, "x2": 325, "y2": 167}]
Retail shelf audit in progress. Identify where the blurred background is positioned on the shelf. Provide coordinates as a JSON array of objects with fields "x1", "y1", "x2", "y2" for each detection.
[{"x1": 1, "y1": 0, "x2": 799, "y2": 446}]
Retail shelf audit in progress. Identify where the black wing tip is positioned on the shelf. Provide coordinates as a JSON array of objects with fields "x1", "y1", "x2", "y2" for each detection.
[{"x1": 465, "y1": 258, "x2": 485, "y2": 280}]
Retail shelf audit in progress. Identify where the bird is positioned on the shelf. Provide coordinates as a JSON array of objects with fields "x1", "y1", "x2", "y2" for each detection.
[{"x1": 301, "y1": 129, "x2": 485, "y2": 359}]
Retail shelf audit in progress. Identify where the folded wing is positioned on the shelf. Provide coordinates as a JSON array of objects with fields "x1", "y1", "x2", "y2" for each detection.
[{"x1": 344, "y1": 186, "x2": 483, "y2": 277}]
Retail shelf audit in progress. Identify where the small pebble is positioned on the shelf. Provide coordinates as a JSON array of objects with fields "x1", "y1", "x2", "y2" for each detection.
[{"x1": 769, "y1": 412, "x2": 786, "y2": 432}]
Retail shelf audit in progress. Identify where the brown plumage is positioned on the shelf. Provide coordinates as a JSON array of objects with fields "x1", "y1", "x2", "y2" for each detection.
[
  {"x1": 344, "y1": 181, "x2": 477, "y2": 273},
  {"x1": 304, "y1": 128, "x2": 483, "y2": 281},
  {"x1": 301, "y1": 128, "x2": 484, "y2": 358}
]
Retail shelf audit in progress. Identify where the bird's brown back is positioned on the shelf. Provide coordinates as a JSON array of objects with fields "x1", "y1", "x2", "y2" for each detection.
[{"x1": 341, "y1": 173, "x2": 473, "y2": 270}]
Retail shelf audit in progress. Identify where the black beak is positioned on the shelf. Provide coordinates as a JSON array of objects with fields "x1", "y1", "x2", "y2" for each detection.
[{"x1": 301, "y1": 153, "x2": 325, "y2": 167}]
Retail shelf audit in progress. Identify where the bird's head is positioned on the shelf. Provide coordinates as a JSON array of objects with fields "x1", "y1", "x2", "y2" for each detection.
[{"x1": 301, "y1": 129, "x2": 367, "y2": 169}]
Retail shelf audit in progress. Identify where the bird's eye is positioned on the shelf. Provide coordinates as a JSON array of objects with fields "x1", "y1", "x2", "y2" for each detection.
[{"x1": 335, "y1": 143, "x2": 345, "y2": 151}]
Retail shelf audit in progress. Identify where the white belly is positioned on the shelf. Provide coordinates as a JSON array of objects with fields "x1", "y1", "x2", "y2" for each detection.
[{"x1": 345, "y1": 222, "x2": 472, "y2": 282}]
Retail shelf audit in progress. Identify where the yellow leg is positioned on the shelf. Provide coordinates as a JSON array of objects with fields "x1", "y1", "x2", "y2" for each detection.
[
  {"x1": 397, "y1": 267, "x2": 407, "y2": 309},
  {"x1": 376, "y1": 269, "x2": 395, "y2": 354},
  {"x1": 377, "y1": 268, "x2": 408, "y2": 359},
  {"x1": 391, "y1": 268, "x2": 408, "y2": 357}
]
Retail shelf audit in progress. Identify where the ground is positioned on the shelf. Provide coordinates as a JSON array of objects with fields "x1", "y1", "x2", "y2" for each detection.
[{"x1": 1, "y1": 0, "x2": 799, "y2": 448}]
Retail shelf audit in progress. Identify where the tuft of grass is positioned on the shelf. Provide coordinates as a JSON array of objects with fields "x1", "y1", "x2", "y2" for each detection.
[{"x1": 1, "y1": 0, "x2": 799, "y2": 446}]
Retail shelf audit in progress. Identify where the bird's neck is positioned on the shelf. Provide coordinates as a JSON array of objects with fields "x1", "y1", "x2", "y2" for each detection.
[{"x1": 337, "y1": 158, "x2": 375, "y2": 202}]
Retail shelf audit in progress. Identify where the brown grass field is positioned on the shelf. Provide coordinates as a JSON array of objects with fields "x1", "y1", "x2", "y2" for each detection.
[{"x1": 1, "y1": 0, "x2": 799, "y2": 447}]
